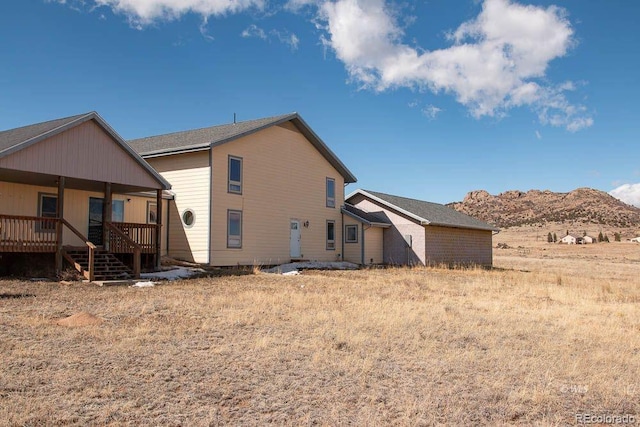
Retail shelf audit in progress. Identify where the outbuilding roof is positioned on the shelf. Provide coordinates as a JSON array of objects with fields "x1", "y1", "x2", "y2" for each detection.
[
  {"x1": 128, "y1": 112, "x2": 357, "y2": 183},
  {"x1": 342, "y1": 203, "x2": 391, "y2": 227},
  {"x1": 347, "y1": 189, "x2": 499, "y2": 232}
]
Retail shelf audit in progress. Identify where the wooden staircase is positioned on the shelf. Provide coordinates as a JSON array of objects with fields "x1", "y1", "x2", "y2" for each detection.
[{"x1": 63, "y1": 247, "x2": 133, "y2": 282}]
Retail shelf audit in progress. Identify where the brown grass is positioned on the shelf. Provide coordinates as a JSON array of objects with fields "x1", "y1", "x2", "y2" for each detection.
[{"x1": 1, "y1": 243, "x2": 639, "y2": 425}]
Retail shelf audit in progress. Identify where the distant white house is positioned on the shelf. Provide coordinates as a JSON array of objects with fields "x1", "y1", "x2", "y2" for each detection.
[
  {"x1": 629, "y1": 237, "x2": 640, "y2": 243},
  {"x1": 582, "y1": 235, "x2": 595, "y2": 244},
  {"x1": 560, "y1": 234, "x2": 577, "y2": 244}
]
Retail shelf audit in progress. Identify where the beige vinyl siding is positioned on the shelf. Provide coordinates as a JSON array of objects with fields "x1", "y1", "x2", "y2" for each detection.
[
  {"x1": 146, "y1": 152, "x2": 210, "y2": 263},
  {"x1": 0, "y1": 121, "x2": 161, "y2": 189},
  {"x1": 210, "y1": 125, "x2": 345, "y2": 266},
  {"x1": 0, "y1": 181, "x2": 155, "y2": 247},
  {"x1": 349, "y1": 195, "x2": 426, "y2": 265},
  {"x1": 364, "y1": 226, "x2": 384, "y2": 265},
  {"x1": 425, "y1": 225, "x2": 493, "y2": 267},
  {"x1": 342, "y1": 217, "x2": 362, "y2": 264}
]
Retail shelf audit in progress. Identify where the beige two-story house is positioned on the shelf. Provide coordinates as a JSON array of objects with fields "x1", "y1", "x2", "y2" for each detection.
[{"x1": 128, "y1": 113, "x2": 357, "y2": 266}]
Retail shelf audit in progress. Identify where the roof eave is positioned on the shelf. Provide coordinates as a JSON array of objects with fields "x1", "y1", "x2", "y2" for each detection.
[
  {"x1": 341, "y1": 206, "x2": 390, "y2": 227},
  {"x1": 0, "y1": 112, "x2": 94, "y2": 160},
  {"x1": 139, "y1": 144, "x2": 211, "y2": 158},
  {"x1": 425, "y1": 222, "x2": 499, "y2": 232},
  {"x1": 347, "y1": 189, "x2": 429, "y2": 225}
]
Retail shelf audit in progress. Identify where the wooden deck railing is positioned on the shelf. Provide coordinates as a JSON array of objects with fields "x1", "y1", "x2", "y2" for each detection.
[
  {"x1": 110, "y1": 222, "x2": 157, "y2": 254},
  {"x1": 0, "y1": 214, "x2": 58, "y2": 252},
  {"x1": 60, "y1": 218, "x2": 97, "y2": 282},
  {"x1": 106, "y1": 222, "x2": 141, "y2": 278},
  {"x1": 1, "y1": 215, "x2": 155, "y2": 279}
]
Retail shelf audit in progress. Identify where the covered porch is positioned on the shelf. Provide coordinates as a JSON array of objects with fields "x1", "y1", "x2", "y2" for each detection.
[{"x1": 0, "y1": 112, "x2": 171, "y2": 281}]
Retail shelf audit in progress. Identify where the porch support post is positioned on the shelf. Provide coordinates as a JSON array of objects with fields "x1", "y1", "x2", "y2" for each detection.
[
  {"x1": 55, "y1": 176, "x2": 66, "y2": 274},
  {"x1": 103, "y1": 182, "x2": 112, "y2": 250},
  {"x1": 155, "y1": 189, "x2": 163, "y2": 271}
]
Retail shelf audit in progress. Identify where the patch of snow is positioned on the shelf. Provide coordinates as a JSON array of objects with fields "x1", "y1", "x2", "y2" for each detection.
[
  {"x1": 140, "y1": 266, "x2": 205, "y2": 281},
  {"x1": 282, "y1": 270, "x2": 300, "y2": 276},
  {"x1": 131, "y1": 281, "x2": 155, "y2": 288},
  {"x1": 264, "y1": 261, "x2": 359, "y2": 274}
]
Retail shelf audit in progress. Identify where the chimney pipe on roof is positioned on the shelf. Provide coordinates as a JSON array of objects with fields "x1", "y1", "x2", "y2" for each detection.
[{"x1": 233, "y1": 113, "x2": 236, "y2": 124}]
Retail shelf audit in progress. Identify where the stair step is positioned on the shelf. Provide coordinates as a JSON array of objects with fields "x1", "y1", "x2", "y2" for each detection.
[{"x1": 63, "y1": 247, "x2": 135, "y2": 281}]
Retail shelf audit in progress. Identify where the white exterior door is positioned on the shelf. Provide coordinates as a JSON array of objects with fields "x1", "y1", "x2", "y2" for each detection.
[{"x1": 290, "y1": 220, "x2": 301, "y2": 258}]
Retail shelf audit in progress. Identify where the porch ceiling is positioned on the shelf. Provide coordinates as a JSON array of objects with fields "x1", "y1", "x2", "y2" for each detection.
[{"x1": 0, "y1": 167, "x2": 157, "y2": 194}]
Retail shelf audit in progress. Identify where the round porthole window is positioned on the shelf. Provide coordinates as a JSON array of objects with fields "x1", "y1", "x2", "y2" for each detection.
[{"x1": 182, "y1": 209, "x2": 195, "y2": 228}]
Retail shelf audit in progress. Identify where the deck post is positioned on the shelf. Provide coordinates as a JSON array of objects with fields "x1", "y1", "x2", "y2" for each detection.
[
  {"x1": 55, "y1": 176, "x2": 65, "y2": 274},
  {"x1": 155, "y1": 189, "x2": 162, "y2": 271},
  {"x1": 103, "y1": 182, "x2": 112, "y2": 250}
]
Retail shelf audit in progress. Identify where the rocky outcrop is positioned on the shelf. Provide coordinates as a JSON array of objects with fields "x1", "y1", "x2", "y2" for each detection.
[{"x1": 448, "y1": 188, "x2": 640, "y2": 228}]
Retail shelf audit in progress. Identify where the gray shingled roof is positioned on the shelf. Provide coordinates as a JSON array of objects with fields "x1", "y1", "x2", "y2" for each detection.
[
  {"x1": 342, "y1": 203, "x2": 391, "y2": 227},
  {"x1": 0, "y1": 113, "x2": 89, "y2": 156},
  {"x1": 127, "y1": 113, "x2": 357, "y2": 183},
  {"x1": 349, "y1": 189, "x2": 499, "y2": 231}
]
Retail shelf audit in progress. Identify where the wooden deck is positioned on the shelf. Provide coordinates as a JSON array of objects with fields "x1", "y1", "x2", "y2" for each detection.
[{"x1": 0, "y1": 214, "x2": 157, "y2": 255}]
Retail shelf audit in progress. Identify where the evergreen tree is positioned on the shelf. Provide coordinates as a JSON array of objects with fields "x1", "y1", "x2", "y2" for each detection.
[
  {"x1": 598, "y1": 231, "x2": 604, "y2": 242},
  {"x1": 614, "y1": 232, "x2": 621, "y2": 242},
  {"x1": 547, "y1": 232, "x2": 553, "y2": 243},
  {"x1": 604, "y1": 234, "x2": 610, "y2": 242},
  {"x1": 553, "y1": 232, "x2": 557, "y2": 243}
]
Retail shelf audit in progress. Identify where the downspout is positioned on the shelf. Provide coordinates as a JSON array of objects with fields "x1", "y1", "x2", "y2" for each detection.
[
  {"x1": 340, "y1": 207, "x2": 344, "y2": 262},
  {"x1": 208, "y1": 147, "x2": 213, "y2": 265},
  {"x1": 361, "y1": 224, "x2": 369, "y2": 266},
  {"x1": 166, "y1": 198, "x2": 171, "y2": 255}
]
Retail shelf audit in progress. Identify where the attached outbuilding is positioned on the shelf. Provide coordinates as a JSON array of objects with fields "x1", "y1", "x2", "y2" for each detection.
[{"x1": 345, "y1": 189, "x2": 499, "y2": 267}]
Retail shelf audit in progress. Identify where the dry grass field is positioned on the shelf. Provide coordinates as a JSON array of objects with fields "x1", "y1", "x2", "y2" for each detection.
[{"x1": 1, "y1": 236, "x2": 639, "y2": 425}]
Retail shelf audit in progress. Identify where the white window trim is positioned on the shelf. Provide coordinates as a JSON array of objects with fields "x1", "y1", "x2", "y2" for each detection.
[{"x1": 182, "y1": 209, "x2": 196, "y2": 228}]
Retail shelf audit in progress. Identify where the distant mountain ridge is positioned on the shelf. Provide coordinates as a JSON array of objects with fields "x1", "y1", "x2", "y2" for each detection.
[{"x1": 448, "y1": 187, "x2": 640, "y2": 228}]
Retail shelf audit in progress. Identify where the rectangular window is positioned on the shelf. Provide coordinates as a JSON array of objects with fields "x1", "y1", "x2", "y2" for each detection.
[
  {"x1": 147, "y1": 202, "x2": 157, "y2": 224},
  {"x1": 38, "y1": 193, "x2": 57, "y2": 232},
  {"x1": 345, "y1": 224, "x2": 358, "y2": 243},
  {"x1": 326, "y1": 178, "x2": 335, "y2": 208},
  {"x1": 227, "y1": 210, "x2": 242, "y2": 248},
  {"x1": 326, "y1": 220, "x2": 335, "y2": 250},
  {"x1": 228, "y1": 156, "x2": 243, "y2": 194},
  {"x1": 112, "y1": 200, "x2": 125, "y2": 222}
]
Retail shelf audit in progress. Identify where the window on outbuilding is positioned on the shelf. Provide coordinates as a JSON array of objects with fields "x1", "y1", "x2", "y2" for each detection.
[{"x1": 345, "y1": 224, "x2": 358, "y2": 243}]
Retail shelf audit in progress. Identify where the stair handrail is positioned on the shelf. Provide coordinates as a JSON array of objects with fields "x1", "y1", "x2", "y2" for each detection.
[
  {"x1": 105, "y1": 221, "x2": 141, "y2": 278},
  {"x1": 60, "y1": 218, "x2": 96, "y2": 281}
]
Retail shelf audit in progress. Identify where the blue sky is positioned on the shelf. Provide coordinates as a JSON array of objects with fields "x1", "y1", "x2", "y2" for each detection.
[{"x1": 2, "y1": 0, "x2": 639, "y2": 205}]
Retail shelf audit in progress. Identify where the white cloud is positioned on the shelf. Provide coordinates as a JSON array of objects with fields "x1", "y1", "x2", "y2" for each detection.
[
  {"x1": 535, "y1": 130, "x2": 541, "y2": 139},
  {"x1": 242, "y1": 25, "x2": 300, "y2": 50},
  {"x1": 315, "y1": 0, "x2": 592, "y2": 131},
  {"x1": 271, "y1": 29, "x2": 300, "y2": 50},
  {"x1": 92, "y1": 0, "x2": 264, "y2": 26},
  {"x1": 242, "y1": 24, "x2": 267, "y2": 39},
  {"x1": 610, "y1": 183, "x2": 640, "y2": 207},
  {"x1": 55, "y1": 0, "x2": 592, "y2": 130},
  {"x1": 421, "y1": 105, "x2": 442, "y2": 120}
]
